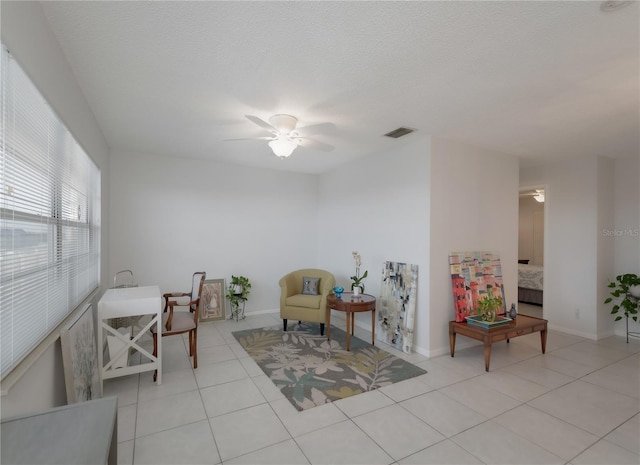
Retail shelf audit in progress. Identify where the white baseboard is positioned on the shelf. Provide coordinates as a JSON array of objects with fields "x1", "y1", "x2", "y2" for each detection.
[
  {"x1": 547, "y1": 323, "x2": 597, "y2": 340},
  {"x1": 243, "y1": 308, "x2": 279, "y2": 316}
]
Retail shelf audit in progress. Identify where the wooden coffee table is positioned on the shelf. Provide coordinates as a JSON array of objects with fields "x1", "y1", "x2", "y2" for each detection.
[
  {"x1": 326, "y1": 292, "x2": 376, "y2": 351},
  {"x1": 449, "y1": 314, "x2": 547, "y2": 371}
]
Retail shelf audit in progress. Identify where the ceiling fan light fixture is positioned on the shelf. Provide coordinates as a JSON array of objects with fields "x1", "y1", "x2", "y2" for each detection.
[
  {"x1": 533, "y1": 193, "x2": 545, "y2": 203},
  {"x1": 268, "y1": 137, "x2": 298, "y2": 158},
  {"x1": 269, "y1": 114, "x2": 298, "y2": 135},
  {"x1": 238, "y1": 113, "x2": 334, "y2": 157}
]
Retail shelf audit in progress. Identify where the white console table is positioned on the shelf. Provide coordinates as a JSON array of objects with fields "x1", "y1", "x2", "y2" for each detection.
[
  {"x1": 1, "y1": 396, "x2": 118, "y2": 464},
  {"x1": 97, "y1": 285, "x2": 162, "y2": 395}
]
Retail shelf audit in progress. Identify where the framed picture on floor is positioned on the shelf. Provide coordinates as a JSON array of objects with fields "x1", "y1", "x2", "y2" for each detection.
[
  {"x1": 200, "y1": 278, "x2": 226, "y2": 322},
  {"x1": 60, "y1": 304, "x2": 100, "y2": 403},
  {"x1": 377, "y1": 261, "x2": 419, "y2": 354}
]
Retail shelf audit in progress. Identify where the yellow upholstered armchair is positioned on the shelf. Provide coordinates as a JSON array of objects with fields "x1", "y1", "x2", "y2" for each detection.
[{"x1": 279, "y1": 269, "x2": 336, "y2": 336}]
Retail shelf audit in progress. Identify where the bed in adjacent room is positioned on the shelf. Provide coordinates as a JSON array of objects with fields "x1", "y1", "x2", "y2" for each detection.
[{"x1": 518, "y1": 263, "x2": 544, "y2": 305}]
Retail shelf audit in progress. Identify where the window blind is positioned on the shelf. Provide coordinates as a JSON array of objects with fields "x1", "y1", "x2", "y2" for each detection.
[{"x1": 0, "y1": 44, "x2": 101, "y2": 378}]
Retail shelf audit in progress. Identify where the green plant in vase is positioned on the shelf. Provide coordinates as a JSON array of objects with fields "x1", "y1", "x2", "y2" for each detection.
[
  {"x1": 477, "y1": 295, "x2": 503, "y2": 322},
  {"x1": 226, "y1": 275, "x2": 251, "y2": 320},
  {"x1": 350, "y1": 251, "x2": 368, "y2": 293}
]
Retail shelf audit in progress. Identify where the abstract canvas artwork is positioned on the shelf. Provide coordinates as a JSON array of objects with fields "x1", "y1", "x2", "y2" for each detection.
[
  {"x1": 449, "y1": 251, "x2": 506, "y2": 322},
  {"x1": 60, "y1": 304, "x2": 100, "y2": 403},
  {"x1": 377, "y1": 261, "x2": 418, "y2": 353}
]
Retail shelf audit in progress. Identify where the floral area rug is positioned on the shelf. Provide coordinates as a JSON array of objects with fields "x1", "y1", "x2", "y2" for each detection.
[{"x1": 232, "y1": 323, "x2": 427, "y2": 411}]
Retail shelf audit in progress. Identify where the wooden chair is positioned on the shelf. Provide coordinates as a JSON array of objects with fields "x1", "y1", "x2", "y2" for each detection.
[{"x1": 151, "y1": 271, "x2": 206, "y2": 380}]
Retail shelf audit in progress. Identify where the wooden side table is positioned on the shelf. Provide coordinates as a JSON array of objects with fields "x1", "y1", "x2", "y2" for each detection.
[
  {"x1": 326, "y1": 292, "x2": 376, "y2": 351},
  {"x1": 449, "y1": 314, "x2": 547, "y2": 371}
]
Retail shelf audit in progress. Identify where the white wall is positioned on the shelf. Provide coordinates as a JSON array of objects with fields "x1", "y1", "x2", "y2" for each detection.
[
  {"x1": 612, "y1": 154, "x2": 640, "y2": 336},
  {"x1": 317, "y1": 134, "x2": 431, "y2": 354},
  {"x1": 520, "y1": 154, "x2": 639, "y2": 339},
  {"x1": 110, "y1": 150, "x2": 319, "y2": 311},
  {"x1": 597, "y1": 156, "x2": 615, "y2": 337},
  {"x1": 613, "y1": 155, "x2": 640, "y2": 272},
  {"x1": 428, "y1": 137, "x2": 520, "y2": 356},
  {"x1": 1, "y1": 1, "x2": 110, "y2": 417},
  {"x1": 521, "y1": 156, "x2": 607, "y2": 339}
]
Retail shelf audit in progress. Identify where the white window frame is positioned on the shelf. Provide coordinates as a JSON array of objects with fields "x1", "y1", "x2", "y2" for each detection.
[{"x1": 1, "y1": 44, "x2": 101, "y2": 382}]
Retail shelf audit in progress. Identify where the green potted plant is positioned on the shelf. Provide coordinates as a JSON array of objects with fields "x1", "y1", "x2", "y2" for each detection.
[
  {"x1": 476, "y1": 295, "x2": 503, "y2": 322},
  {"x1": 226, "y1": 275, "x2": 251, "y2": 320},
  {"x1": 604, "y1": 273, "x2": 640, "y2": 342}
]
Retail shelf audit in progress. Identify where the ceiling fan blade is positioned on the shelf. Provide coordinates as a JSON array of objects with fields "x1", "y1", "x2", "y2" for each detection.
[
  {"x1": 298, "y1": 138, "x2": 334, "y2": 152},
  {"x1": 519, "y1": 189, "x2": 544, "y2": 196},
  {"x1": 224, "y1": 137, "x2": 274, "y2": 141},
  {"x1": 294, "y1": 122, "x2": 336, "y2": 137},
  {"x1": 245, "y1": 115, "x2": 277, "y2": 133}
]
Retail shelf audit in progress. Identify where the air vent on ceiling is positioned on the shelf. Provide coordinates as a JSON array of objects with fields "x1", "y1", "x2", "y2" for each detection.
[
  {"x1": 600, "y1": 0, "x2": 632, "y2": 12},
  {"x1": 384, "y1": 127, "x2": 415, "y2": 139}
]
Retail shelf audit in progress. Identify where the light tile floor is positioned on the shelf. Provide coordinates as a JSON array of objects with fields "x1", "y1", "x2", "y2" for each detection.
[
  {"x1": 106, "y1": 312, "x2": 640, "y2": 465},
  {"x1": 518, "y1": 302, "x2": 543, "y2": 319}
]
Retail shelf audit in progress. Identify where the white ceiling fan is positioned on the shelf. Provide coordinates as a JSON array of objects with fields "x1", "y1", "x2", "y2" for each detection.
[
  {"x1": 520, "y1": 189, "x2": 545, "y2": 203},
  {"x1": 228, "y1": 114, "x2": 335, "y2": 158}
]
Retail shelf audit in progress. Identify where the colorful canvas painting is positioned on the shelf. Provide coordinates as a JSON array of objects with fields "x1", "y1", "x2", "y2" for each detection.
[
  {"x1": 449, "y1": 251, "x2": 506, "y2": 322},
  {"x1": 377, "y1": 261, "x2": 418, "y2": 353}
]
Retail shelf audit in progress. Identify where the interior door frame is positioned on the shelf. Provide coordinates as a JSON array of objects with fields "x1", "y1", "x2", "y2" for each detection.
[{"x1": 519, "y1": 184, "x2": 548, "y2": 316}]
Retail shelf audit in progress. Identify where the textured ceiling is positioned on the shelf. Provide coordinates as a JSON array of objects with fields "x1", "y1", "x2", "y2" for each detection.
[{"x1": 39, "y1": 1, "x2": 639, "y2": 174}]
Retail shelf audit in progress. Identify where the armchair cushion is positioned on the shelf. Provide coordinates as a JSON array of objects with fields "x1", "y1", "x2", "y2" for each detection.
[
  {"x1": 286, "y1": 294, "x2": 322, "y2": 309},
  {"x1": 301, "y1": 276, "x2": 320, "y2": 295},
  {"x1": 151, "y1": 311, "x2": 197, "y2": 334}
]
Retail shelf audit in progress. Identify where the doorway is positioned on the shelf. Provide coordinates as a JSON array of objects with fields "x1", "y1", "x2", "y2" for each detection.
[{"x1": 518, "y1": 187, "x2": 545, "y2": 318}]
